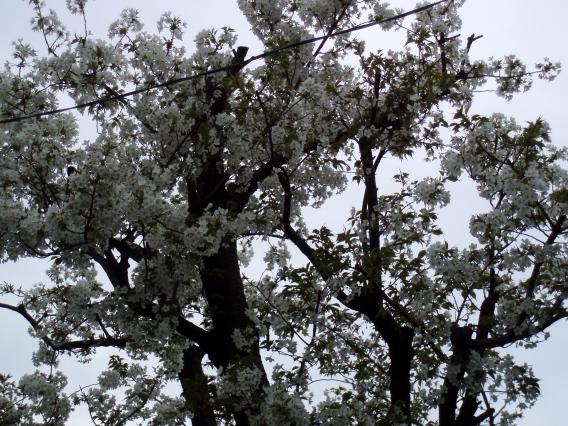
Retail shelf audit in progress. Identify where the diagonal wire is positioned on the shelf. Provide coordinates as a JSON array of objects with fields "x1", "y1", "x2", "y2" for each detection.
[{"x1": 0, "y1": 1, "x2": 447, "y2": 125}]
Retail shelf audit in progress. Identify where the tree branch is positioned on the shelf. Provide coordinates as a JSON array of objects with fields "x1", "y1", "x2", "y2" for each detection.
[
  {"x1": 471, "y1": 312, "x2": 568, "y2": 350},
  {"x1": 0, "y1": 302, "x2": 128, "y2": 351}
]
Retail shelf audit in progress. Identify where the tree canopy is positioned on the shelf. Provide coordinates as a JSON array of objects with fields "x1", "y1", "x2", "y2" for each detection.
[{"x1": 0, "y1": 0, "x2": 566, "y2": 425}]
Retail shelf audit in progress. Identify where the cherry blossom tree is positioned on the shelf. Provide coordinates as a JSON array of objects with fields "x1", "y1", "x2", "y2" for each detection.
[{"x1": 0, "y1": 0, "x2": 566, "y2": 424}]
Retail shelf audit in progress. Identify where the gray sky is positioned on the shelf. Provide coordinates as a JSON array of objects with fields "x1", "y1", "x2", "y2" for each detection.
[{"x1": 1, "y1": 1, "x2": 567, "y2": 424}]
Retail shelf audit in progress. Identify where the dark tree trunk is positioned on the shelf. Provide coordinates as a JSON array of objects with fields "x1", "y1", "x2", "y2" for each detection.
[
  {"x1": 343, "y1": 286, "x2": 416, "y2": 423},
  {"x1": 387, "y1": 325, "x2": 415, "y2": 421},
  {"x1": 200, "y1": 242, "x2": 269, "y2": 424},
  {"x1": 178, "y1": 345, "x2": 217, "y2": 426},
  {"x1": 438, "y1": 325, "x2": 473, "y2": 426}
]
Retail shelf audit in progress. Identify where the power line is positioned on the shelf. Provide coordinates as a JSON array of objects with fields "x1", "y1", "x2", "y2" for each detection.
[{"x1": 0, "y1": 1, "x2": 447, "y2": 125}]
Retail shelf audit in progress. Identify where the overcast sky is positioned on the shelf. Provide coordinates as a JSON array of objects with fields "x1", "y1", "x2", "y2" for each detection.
[{"x1": 1, "y1": 1, "x2": 567, "y2": 424}]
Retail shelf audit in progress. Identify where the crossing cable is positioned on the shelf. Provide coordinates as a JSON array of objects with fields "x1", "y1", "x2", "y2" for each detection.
[{"x1": 0, "y1": 0, "x2": 447, "y2": 125}]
